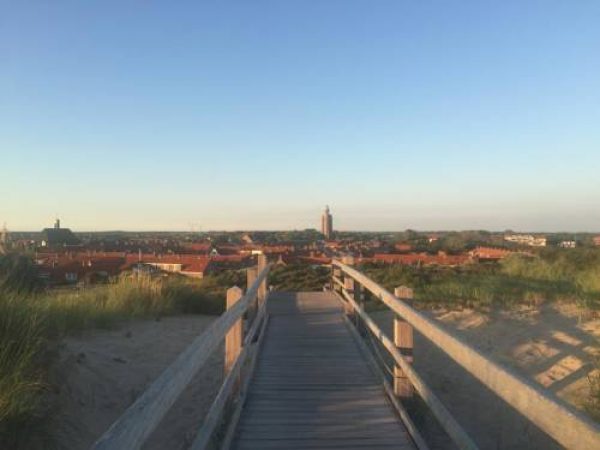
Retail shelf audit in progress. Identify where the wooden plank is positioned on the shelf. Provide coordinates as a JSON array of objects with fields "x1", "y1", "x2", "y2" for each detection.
[
  {"x1": 190, "y1": 306, "x2": 267, "y2": 450},
  {"x1": 225, "y1": 286, "x2": 243, "y2": 374},
  {"x1": 257, "y1": 254, "x2": 268, "y2": 304},
  {"x1": 393, "y1": 286, "x2": 414, "y2": 399},
  {"x1": 92, "y1": 265, "x2": 271, "y2": 450},
  {"x1": 334, "y1": 260, "x2": 600, "y2": 450},
  {"x1": 231, "y1": 292, "x2": 414, "y2": 450},
  {"x1": 234, "y1": 437, "x2": 414, "y2": 449},
  {"x1": 220, "y1": 314, "x2": 270, "y2": 450},
  {"x1": 342, "y1": 314, "x2": 429, "y2": 450},
  {"x1": 338, "y1": 286, "x2": 477, "y2": 450}
]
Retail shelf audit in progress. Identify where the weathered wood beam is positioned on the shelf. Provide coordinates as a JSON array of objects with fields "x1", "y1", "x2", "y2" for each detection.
[
  {"x1": 334, "y1": 260, "x2": 600, "y2": 450},
  {"x1": 338, "y1": 287, "x2": 477, "y2": 450},
  {"x1": 92, "y1": 264, "x2": 271, "y2": 450}
]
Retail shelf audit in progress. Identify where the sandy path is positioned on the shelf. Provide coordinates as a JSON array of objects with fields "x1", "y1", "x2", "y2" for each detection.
[
  {"x1": 43, "y1": 315, "x2": 221, "y2": 450},
  {"x1": 372, "y1": 303, "x2": 599, "y2": 450}
]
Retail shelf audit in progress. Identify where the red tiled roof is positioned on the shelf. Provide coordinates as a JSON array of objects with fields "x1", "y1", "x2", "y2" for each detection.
[
  {"x1": 122, "y1": 254, "x2": 212, "y2": 273},
  {"x1": 182, "y1": 242, "x2": 212, "y2": 253},
  {"x1": 470, "y1": 246, "x2": 514, "y2": 261},
  {"x1": 368, "y1": 252, "x2": 470, "y2": 266}
]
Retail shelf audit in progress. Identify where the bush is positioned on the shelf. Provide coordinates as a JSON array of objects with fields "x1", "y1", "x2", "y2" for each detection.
[
  {"x1": 269, "y1": 264, "x2": 330, "y2": 292},
  {"x1": 0, "y1": 254, "x2": 42, "y2": 294},
  {"x1": 359, "y1": 250, "x2": 600, "y2": 310}
]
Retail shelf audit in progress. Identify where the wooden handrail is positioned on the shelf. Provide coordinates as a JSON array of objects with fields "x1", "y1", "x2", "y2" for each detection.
[
  {"x1": 341, "y1": 314, "x2": 430, "y2": 450},
  {"x1": 190, "y1": 302, "x2": 269, "y2": 450},
  {"x1": 92, "y1": 264, "x2": 271, "y2": 450},
  {"x1": 333, "y1": 259, "x2": 600, "y2": 450},
  {"x1": 337, "y1": 287, "x2": 477, "y2": 450}
]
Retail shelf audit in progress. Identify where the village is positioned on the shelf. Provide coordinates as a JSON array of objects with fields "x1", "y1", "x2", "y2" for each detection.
[{"x1": 2, "y1": 210, "x2": 599, "y2": 287}]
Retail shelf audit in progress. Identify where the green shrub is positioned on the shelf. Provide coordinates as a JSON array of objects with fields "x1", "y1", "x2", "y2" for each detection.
[
  {"x1": 0, "y1": 293, "x2": 46, "y2": 437},
  {"x1": 270, "y1": 264, "x2": 329, "y2": 291},
  {"x1": 359, "y1": 250, "x2": 600, "y2": 310}
]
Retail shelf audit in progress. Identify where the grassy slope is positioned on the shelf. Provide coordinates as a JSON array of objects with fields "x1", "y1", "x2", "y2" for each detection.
[
  {"x1": 361, "y1": 248, "x2": 600, "y2": 310},
  {"x1": 0, "y1": 254, "x2": 244, "y2": 448},
  {"x1": 360, "y1": 248, "x2": 600, "y2": 421}
]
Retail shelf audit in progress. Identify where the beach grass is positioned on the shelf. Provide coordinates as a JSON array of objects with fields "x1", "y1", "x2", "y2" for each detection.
[{"x1": 0, "y1": 255, "x2": 242, "y2": 447}]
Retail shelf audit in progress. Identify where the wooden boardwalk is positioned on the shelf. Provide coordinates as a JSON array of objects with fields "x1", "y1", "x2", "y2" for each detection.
[
  {"x1": 231, "y1": 291, "x2": 415, "y2": 450},
  {"x1": 93, "y1": 262, "x2": 600, "y2": 450}
]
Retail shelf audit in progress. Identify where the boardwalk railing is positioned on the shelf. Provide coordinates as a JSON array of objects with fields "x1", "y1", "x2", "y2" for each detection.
[
  {"x1": 331, "y1": 258, "x2": 600, "y2": 450},
  {"x1": 92, "y1": 255, "x2": 271, "y2": 450}
]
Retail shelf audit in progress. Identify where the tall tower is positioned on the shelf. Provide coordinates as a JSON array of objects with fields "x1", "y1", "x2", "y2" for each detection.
[
  {"x1": 54, "y1": 218, "x2": 61, "y2": 229},
  {"x1": 321, "y1": 206, "x2": 333, "y2": 239}
]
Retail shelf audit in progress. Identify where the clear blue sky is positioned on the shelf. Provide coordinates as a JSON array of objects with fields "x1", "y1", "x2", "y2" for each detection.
[{"x1": 1, "y1": 1, "x2": 599, "y2": 232}]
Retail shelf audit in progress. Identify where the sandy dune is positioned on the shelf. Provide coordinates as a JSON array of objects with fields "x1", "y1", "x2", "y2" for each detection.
[
  {"x1": 372, "y1": 302, "x2": 600, "y2": 449},
  {"x1": 43, "y1": 315, "x2": 221, "y2": 450},
  {"x1": 42, "y1": 302, "x2": 599, "y2": 450}
]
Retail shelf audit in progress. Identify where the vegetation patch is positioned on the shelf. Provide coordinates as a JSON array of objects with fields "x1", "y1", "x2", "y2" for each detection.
[
  {"x1": 269, "y1": 264, "x2": 330, "y2": 292},
  {"x1": 360, "y1": 248, "x2": 600, "y2": 310},
  {"x1": 0, "y1": 254, "x2": 245, "y2": 448}
]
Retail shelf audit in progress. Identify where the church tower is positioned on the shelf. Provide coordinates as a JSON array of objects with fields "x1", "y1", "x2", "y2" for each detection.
[{"x1": 321, "y1": 206, "x2": 333, "y2": 239}]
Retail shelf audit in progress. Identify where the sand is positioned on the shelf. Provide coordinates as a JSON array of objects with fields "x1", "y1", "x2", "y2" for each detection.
[
  {"x1": 371, "y1": 302, "x2": 600, "y2": 449},
  {"x1": 43, "y1": 315, "x2": 221, "y2": 450},
  {"x1": 42, "y1": 302, "x2": 599, "y2": 450}
]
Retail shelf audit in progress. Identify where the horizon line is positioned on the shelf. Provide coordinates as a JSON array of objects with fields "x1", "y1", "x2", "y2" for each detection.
[{"x1": 6, "y1": 228, "x2": 599, "y2": 235}]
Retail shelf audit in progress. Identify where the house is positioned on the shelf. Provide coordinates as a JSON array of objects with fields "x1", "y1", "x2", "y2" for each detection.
[
  {"x1": 40, "y1": 219, "x2": 80, "y2": 247},
  {"x1": 394, "y1": 243, "x2": 412, "y2": 253},
  {"x1": 370, "y1": 252, "x2": 470, "y2": 266},
  {"x1": 123, "y1": 254, "x2": 213, "y2": 278},
  {"x1": 559, "y1": 241, "x2": 577, "y2": 248},
  {"x1": 593, "y1": 236, "x2": 600, "y2": 246},
  {"x1": 37, "y1": 254, "x2": 124, "y2": 285},
  {"x1": 470, "y1": 246, "x2": 514, "y2": 261},
  {"x1": 241, "y1": 233, "x2": 254, "y2": 244},
  {"x1": 504, "y1": 234, "x2": 547, "y2": 247},
  {"x1": 182, "y1": 241, "x2": 213, "y2": 254}
]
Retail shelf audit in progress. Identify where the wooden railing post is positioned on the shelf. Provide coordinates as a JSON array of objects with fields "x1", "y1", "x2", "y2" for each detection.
[
  {"x1": 257, "y1": 254, "x2": 268, "y2": 305},
  {"x1": 247, "y1": 266, "x2": 258, "y2": 291},
  {"x1": 225, "y1": 286, "x2": 243, "y2": 375},
  {"x1": 342, "y1": 256, "x2": 356, "y2": 317},
  {"x1": 394, "y1": 286, "x2": 414, "y2": 400},
  {"x1": 332, "y1": 266, "x2": 342, "y2": 294},
  {"x1": 246, "y1": 266, "x2": 258, "y2": 322}
]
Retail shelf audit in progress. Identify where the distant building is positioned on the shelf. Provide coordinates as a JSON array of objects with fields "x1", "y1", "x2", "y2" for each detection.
[
  {"x1": 559, "y1": 240, "x2": 577, "y2": 248},
  {"x1": 394, "y1": 243, "x2": 412, "y2": 253},
  {"x1": 427, "y1": 235, "x2": 439, "y2": 243},
  {"x1": 40, "y1": 218, "x2": 80, "y2": 247},
  {"x1": 470, "y1": 246, "x2": 515, "y2": 261},
  {"x1": 126, "y1": 254, "x2": 213, "y2": 279},
  {"x1": 504, "y1": 234, "x2": 547, "y2": 247},
  {"x1": 594, "y1": 236, "x2": 600, "y2": 247},
  {"x1": 321, "y1": 206, "x2": 333, "y2": 239}
]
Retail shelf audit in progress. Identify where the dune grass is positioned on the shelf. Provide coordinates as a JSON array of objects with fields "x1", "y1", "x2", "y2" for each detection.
[
  {"x1": 360, "y1": 248, "x2": 600, "y2": 310},
  {"x1": 361, "y1": 250, "x2": 600, "y2": 422},
  {"x1": 0, "y1": 255, "x2": 245, "y2": 447}
]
